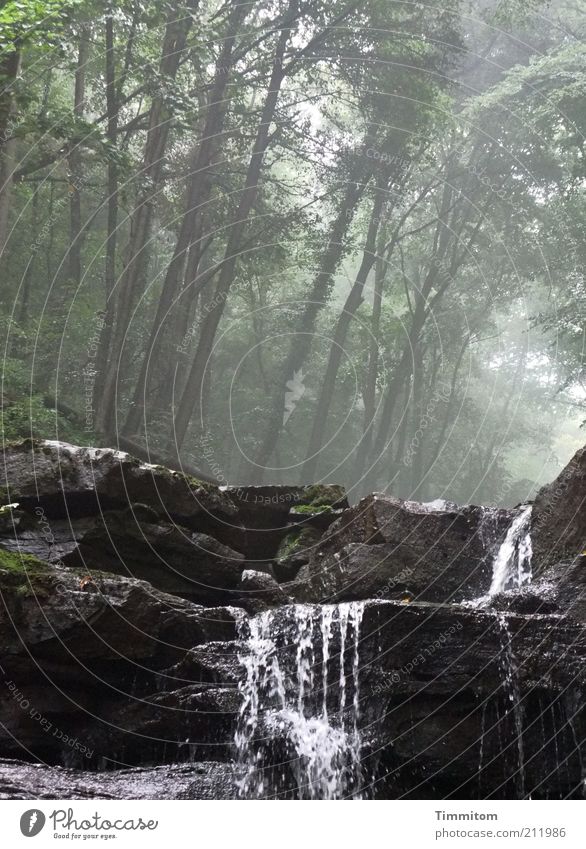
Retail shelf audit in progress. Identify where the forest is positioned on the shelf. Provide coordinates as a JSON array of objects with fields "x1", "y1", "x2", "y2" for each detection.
[{"x1": 0, "y1": 0, "x2": 584, "y2": 504}]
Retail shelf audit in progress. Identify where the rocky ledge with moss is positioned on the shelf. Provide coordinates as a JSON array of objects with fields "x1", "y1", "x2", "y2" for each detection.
[{"x1": 0, "y1": 439, "x2": 584, "y2": 799}]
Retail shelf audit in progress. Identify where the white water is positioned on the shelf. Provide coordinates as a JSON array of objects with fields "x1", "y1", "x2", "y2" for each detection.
[
  {"x1": 496, "y1": 613, "x2": 526, "y2": 798},
  {"x1": 488, "y1": 505, "x2": 533, "y2": 597},
  {"x1": 466, "y1": 505, "x2": 533, "y2": 608},
  {"x1": 234, "y1": 603, "x2": 365, "y2": 799}
]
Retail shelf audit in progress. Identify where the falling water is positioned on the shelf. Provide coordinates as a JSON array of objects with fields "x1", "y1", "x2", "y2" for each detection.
[
  {"x1": 496, "y1": 613, "x2": 526, "y2": 798},
  {"x1": 488, "y1": 505, "x2": 533, "y2": 598},
  {"x1": 466, "y1": 505, "x2": 533, "y2": 608},
  {"x1": 234, "y1": 602, "x2": 365, "y2": 799}
]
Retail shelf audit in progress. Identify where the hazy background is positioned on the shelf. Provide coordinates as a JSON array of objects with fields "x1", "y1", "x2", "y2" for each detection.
[{"x1": 0, "y1": 0, "x2": 584, "y2": 506}]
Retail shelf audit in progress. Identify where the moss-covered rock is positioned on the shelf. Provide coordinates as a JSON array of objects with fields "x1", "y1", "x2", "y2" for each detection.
[
  {"x1": 0, "y1": 548, "x2": 51, "y2": 582},
  {"x1": 294, "y1": 484, "x2": 348, "y2": 509},
  {"x1": 1, "y1": 440, "x2": 242, "y2": 550},
  {"x1": 273, "y1": 526, "x2": 323, "y2": 583}
]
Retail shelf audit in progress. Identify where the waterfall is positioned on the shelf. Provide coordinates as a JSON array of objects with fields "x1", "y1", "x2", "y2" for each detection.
[
  {"x1": 466, "y1": 505, "x2": 533, "y2": 608},
  {"x1": 488, "y1": 505, "x2": 533, "y2": 598},
  {"x1": 496, "y1": 613, "x2": 526, "y2": 798},
  {"x1": 234, "y1": 602, "x2": 365, "y2": 799}
]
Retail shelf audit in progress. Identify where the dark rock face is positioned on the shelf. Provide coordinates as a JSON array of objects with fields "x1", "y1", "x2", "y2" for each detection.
[
  {"x1": 0, "y1": 439, "x2": 584, "y2": 800},
  {"x1": 0, "y1": 562, "x2": 244, "y2": 766},
  {"x1": 294, "y1": 495, "x2": 512, "y2": 604},
  {"x1": 1, "y1": 440, "x2": 242, "y2": 549},
  {"x1": 237, "y1": 569, "x2": 293, "y2": 610},
  {"x1": 532, "y1": 446, "x2": 586, "y2": 571},
  {"x1": 62, "y1": 516, "x2": 245, "y2": 605},
  {"x1": 221, "y1": 484, "x2": 348, "y2": 561}
]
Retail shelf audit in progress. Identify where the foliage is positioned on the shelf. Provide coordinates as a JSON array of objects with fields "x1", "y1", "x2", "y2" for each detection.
[{"x1": 0, "y1": 0, "x2": 583, "y2": 504}]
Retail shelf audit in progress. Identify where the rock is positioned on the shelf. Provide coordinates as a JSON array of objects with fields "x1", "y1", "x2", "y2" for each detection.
[
  {"x1": 294, "y1": 495, "x2": 512, "y2": 603},
  {"x1": 221, "y1": 484, "x2": 348, "y2": 560},
  {"x1": 1, "y1": 440, "x2": 584, "y2": 800},
  {"x1": 234, "y1": 600, "x2": 585, "y2": 799},
  {"x1": 288, "y1": 485, "x2": 349, "y2": 530},
  {"x1": 0, "y1": 758, "x2": 237, "y2": 799},
  {"x1": 0, "y1": 555, "x2": 244, "y2": 763},
  {"x1": 532, "y1": 446, "x2": 586, "y2": 571},
  {"x1": 273, "y1": 525, "x2": 323, "y2": 582},
  {"x1": 0, "y1": 440, "x2": 243, "y2": 550},
  {"x1": 238, "y1": 569, "x2": 293, "y2": 607},
  {"x1": 0, "y1": 512, "x2": 96, "y2": 562},
  {"x1": 528, "y1": 555, "x2": 586, "y2": 622},
  {"x1": 61, "y1": 513, "x2": 246, "y2": 605},
  {"x1": 95, "y1": 684, "x2": 241, "y2": 764}
]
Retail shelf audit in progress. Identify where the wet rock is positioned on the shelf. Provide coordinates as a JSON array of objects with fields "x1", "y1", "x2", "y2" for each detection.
[
  {"x1": 294, "y1": 495, "x2": 512, "y2": 603},
  {"x1": 532, "y1": 446, "x2": 586, "y2": 571},
  {"x1": 93, "y1": 684, "x2": 241, "y2": 764},
  {"x1": 531, "y1": 556, "x2": 586, "y2": 622},
  {"x1": 0, "y1": 758, "x2": 237, "y2": 799},
  {"x1": 0, "y1": 504, "x2": 246, "y2": 606},
  {"x1": 1, "y1": 440, "x2": 242, "y2": 550},
  {"x1": 221, "y1": 484, "x2": 348, "y2": 560},
  {"x1": 0, "y1": 512, "x2": 96, "y2": 563},
  {"x1": 273, "y1": 525, "x2": 323, "y2": 582},
  {"x1": 0, "y1": 557, "x2": 243, "y2": 763},
  {"x1": 238, "y1": 569, "x2": 293, "y2": 607},
  {"x1": 236, "y1": 600, "x2": 585, "y2": 799},
  {"x1": 62, "y1": 514, "x2": 245, "y2": 605},
  {"x1": 1, "y1": 440, "x2": 584, "y2": 800}
]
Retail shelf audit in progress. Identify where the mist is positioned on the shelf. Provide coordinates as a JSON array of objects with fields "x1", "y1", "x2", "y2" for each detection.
[{"x1": 1, "y1": 0, "x2": 584, "y2": 506}]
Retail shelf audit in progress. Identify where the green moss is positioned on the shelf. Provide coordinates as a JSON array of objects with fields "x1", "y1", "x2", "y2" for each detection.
[
  {"x1": 295, "y1": 484, "x2": 345, "y2": 509},
  {"x1": 277, "y1": 530, "x2": 303, "y2": 561},
  {"x1": 0, "y1": 549, "x2": 52, "y2": 596},
  {"x1": 276, "y1": 527, "x2": 320, "y2": 562},
  {"x1": 292, "y1": 503, "x2": 333, "y2": 515},
  {"x1": 0, "y1": 548, "x2": 49, "y2": 575}
]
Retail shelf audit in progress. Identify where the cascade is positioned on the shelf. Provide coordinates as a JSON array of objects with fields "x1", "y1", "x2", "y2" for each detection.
[
  {"x1": 488, "y1": 505, "x2": 533, "y2": 598},
  {"x1": 467, "y1": 505, "x2": 533, "y2": 608},
  {"x1": 234, "y1": 602, "x2": 365, "y2": 800},
  {"x1": 496, "y1": 613, "x2": 526, "y2": 798}
]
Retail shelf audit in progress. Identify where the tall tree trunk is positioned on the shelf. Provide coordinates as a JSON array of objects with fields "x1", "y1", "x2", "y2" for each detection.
[
  {"x1": 67, "y1": 31, "x2": 89, "y2": 289},
  {"x1": 95, "y1": 0, "x2": 200, "y2": 437},
  {"x1": 363, "y1": 172, "x2": 458, "y2": 491},
  {"x1": 124, "y1": 0, "x2": 248, "y2": 436},
  {"x1": 301, "y1": 177, "x2": 386, "y2": 481},
  {"x1": 425, "y1": 334, "x2": 471, "y2": 477},
  {"x1": 250, "y1": 165, "x2": 371, "y2": 483},
  {"x1": 352, "y1": 240, "x2": 387, "y2": 487},
  {"x1": 17, "y1": 186, "x2": 39, "y2": 325},
  {"x1": 169, "y1": 18, "x2": 292, "y2": 454},
  {"x1": 409, "y1": 344, "x2": 425, "y2": 498},
  {"x1": 0, "y1": 49, "x2": 21, "y2": 256},
  {"x1": 93, "y1": 9, "x2": 121, "y2": 413}
]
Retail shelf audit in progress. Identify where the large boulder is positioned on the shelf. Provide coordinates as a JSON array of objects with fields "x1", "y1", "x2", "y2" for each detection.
[
  {"x1": 62, "y1": 513, "x2": 246, "y2": 605},
  {"x1": 0, "y1": 440, "x2": 243, "y2": 550},
  {"x1": 531, "y1": 445, "x2": 586, "y2": 571},
  {"x1": 0, "y1": 508, "x2": 245, "y2": 605},
  {"x1": 293, "y1": 494, "x2": 512, "y2": 603},
  {"x1": 0, "y1": 554, "x2": 244, "y2": 764},
  {"x1": 220, "y1": 484, "x2": 348, "y2": 561}
]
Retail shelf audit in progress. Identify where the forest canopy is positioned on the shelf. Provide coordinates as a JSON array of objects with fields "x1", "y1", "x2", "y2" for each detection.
[{"x1": 0, "y1": 0, "x2": 584, "y2": 505}]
